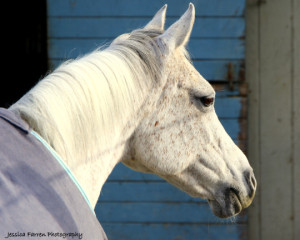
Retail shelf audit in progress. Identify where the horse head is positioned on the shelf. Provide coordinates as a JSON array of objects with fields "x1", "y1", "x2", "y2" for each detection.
[{"x1": 121, "y1": 3, "x2": 256, "y2": 218}]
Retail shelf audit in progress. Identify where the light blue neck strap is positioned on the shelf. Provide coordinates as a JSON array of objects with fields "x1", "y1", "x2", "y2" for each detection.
[{"x1": 30, "y1": 130, "x2": 95, "y2": 215}]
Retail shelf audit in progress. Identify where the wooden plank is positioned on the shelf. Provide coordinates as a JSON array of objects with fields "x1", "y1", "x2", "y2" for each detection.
[
  {"x1": 215, "y1": 97, "x2": 244, "y2": 119},
  {"x1": 95, "y1": 202, "x2": 247, "y2": 223},
  {"x1": 189, "y1": 39, "x2": 244, "y2": 60},
  {"x1": 48, "y1": 39, "x2": 245, "y2": 59},
  {"x1": 259, "y1": 1, "x2": 293, "y2": 239},
  {"x1": 246, "y1": 1, "x2": 261, "y2": 239},
  {"x1": 108, "y1": 163, "x2": 161, "y2": 181},
  {"x1": 47, "y1": 0, "x2": 246, "y2": 17},
  {"x1": 100, "y1": 223, "x2": 247, "y2": 240},
  {"x1": 293, "y1": 0, "x2": 300, "y2": 238},
  {"x1": 99, "y1": 182, "x2": 204, "y2": 203},
  {"x1": 213, "y1": 85, "x2": 243, "y2": 97},
  {"x1": 221, "y1": 119, "x2": 240, "y2": 138},
  {"x1": 194, "y1": 60, "x2": 243, "y2": 82},
  {"x1": 48, "y1": 59, "x2": 243, "y2": 82},
  {"x1": 48, "y1": 17, "x2": 245, "y2": 38}
]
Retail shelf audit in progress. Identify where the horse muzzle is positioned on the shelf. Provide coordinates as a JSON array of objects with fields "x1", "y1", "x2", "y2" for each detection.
[{"x1": 208, "y1": 170, "x2": 257, "y2": 218}]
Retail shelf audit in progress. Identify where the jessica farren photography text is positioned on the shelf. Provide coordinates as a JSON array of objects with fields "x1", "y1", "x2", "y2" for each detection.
[{"x1": 4, "y1": 232, "x2": 83, "y2": 239}]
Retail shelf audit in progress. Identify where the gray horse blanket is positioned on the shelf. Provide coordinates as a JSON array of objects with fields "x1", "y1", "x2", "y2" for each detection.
[{"x1": 0, "y1": 108, "x2": 107, "y2": 240}]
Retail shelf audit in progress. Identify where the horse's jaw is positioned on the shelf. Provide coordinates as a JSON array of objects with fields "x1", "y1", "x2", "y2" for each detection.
[{"x1": 160, "y1": 149, "x2": 256, "y2": 219}]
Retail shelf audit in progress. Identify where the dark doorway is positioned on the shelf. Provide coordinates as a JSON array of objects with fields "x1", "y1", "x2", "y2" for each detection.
[{"x1": 1, "y1": 1, "x2": 47, "y2": 108}]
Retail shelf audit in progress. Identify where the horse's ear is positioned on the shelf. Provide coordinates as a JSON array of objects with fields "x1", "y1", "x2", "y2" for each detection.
[
  {"x1": 156, "y1": 3, "x2": 195, "y2": 54},
  {"x1": 144, "y1": 4, "x2": 167, "y2": 31}
]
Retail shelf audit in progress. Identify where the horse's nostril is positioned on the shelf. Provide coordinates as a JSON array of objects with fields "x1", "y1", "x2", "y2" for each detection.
[
  {"x1": 244, "y1": 170, "x2": 257, "y2": 198},
  {"x1": 224, "y1": 187, "x2": 240, "y2": 201}
]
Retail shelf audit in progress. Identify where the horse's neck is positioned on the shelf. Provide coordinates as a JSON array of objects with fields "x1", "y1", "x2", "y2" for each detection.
[
  {"x1": 72, "y1": 139, "x2": 127, "y2": 208},
  {"x1": 10, "y1": 49, "x2": 153, "y2": 208}
]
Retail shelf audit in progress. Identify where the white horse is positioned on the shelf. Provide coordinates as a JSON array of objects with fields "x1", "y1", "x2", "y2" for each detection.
[{"x1": 10, "y1": 3, "x2": 256, "y2": 220}]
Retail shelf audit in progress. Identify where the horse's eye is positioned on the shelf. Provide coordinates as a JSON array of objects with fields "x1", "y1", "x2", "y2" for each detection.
[
  {"x1": 196, "y1": 96, "x2": 214, "y2": 107},
  {"x1": 201, "y1": 97, "x2": 214, "y2": 107}
]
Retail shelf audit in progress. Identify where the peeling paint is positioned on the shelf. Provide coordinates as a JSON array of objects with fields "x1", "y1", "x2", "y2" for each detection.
[{"x1": 227, "y1": 62, "x2": 235, "y2": 91}]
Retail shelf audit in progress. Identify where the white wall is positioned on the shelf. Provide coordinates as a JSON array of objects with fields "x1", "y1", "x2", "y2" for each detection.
[{"x1": 246, "y1": 0, "x2": 300, "y2": 239}]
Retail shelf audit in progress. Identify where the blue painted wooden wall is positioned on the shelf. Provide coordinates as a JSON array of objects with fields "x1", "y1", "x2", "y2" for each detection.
[{"x1": 47, "y1": 0, "x2": 247, "y2": 239}]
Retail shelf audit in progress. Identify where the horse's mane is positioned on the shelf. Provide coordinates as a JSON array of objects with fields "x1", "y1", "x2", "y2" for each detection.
[{"x1": 10, "y1": 28, "x2": 164, "y2": 164}]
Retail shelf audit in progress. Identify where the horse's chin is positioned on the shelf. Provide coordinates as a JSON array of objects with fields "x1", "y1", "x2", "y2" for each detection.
[{"x1": 207, "y1": 197, "x2": 242, "y2": 219}]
